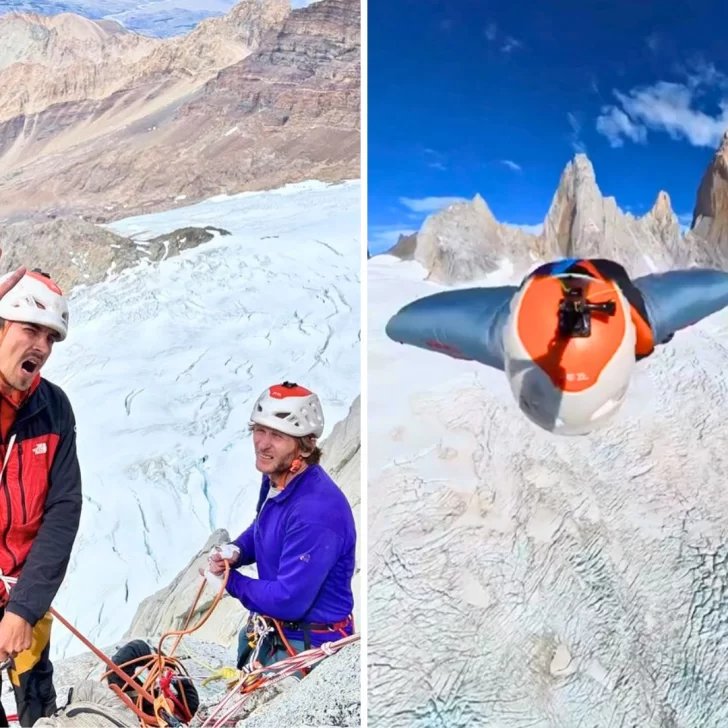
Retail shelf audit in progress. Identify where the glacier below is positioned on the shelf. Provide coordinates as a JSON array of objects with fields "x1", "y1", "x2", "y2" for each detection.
[
  {"x1": 41, "y1": 179, "x2": 360, "y2": 659},
  {"x1": 368, "y1": 253, "x2": 728, "y2": 728}
]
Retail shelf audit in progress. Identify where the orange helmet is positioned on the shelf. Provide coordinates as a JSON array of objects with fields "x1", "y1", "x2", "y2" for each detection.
[{"x1": 503, "y1": 269, "x2": 636, "y2": 435}]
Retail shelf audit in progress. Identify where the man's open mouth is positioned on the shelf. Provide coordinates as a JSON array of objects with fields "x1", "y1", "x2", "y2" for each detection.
[{"x1": 20, "y1": 358, "x2": 40, "y2": 375}]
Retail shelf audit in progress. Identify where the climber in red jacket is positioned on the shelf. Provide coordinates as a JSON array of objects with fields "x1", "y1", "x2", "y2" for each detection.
[{"x1": 0, "y1": 258, "x2": 82, "y2": 727}]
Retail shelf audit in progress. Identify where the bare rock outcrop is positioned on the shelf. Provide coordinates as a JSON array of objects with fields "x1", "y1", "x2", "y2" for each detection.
[
  {"x1": 413, "y1": 194, "x2": 540, "y2": 283},
  {"x1": 388, "y1": 232, "x2": 417, "y2": 260},
  {"x1": 691, "y1": 130, "x2": 728, "y2": 257},
  {"x1": 0, "y1": 218, "x2": 229, "y2": 291},
  {"x1": 542, "y1": 154, "x2": 683, "y2": 274},
  {"x1": 0, "y1": 0, "x2": 359, "y2": 223},
  {"x1": 238, "y1": 641, "x2": 360, "y2": 727}
]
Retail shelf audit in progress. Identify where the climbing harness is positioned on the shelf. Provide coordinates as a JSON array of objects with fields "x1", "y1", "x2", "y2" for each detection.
[{"x1": 0, "y1": 562, "x2": 359, "y2": 727}]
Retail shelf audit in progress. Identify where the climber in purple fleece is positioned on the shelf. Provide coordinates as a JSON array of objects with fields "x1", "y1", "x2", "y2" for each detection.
[
  {"x1": 227, "y1": 464, "x2": 356, "y2": 645},
  {"x1": 202, "y1": 382, "x2": 356, "y2": 668}
]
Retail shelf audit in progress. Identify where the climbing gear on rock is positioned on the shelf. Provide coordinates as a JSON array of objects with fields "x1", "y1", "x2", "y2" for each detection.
[
  {"x1": 106, "y1": 639, "x2": 199, "y2": 726},
  {"x1": 200, "y1": 666, "x2": 240, "y2": 690},
  {"x1": 201, "y1": 632, "x2": 359, "y2": 728},
  {"x1": 0, "y1": 544, "x2": 359, "y2": 728},
  {"x1": 250, "y1": 381, "x2": 324, "y2": 438},
  {"x1": 0, "y1": 564, "x2": 228, "y2": 728}
]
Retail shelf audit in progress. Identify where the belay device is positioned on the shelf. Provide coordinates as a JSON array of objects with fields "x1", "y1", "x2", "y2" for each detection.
[{"x1": 557, "y1": 280, "x2": 616, "y2": 338}]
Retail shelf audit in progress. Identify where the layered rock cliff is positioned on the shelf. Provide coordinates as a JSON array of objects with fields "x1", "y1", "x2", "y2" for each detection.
[
  {"x1": 0, "y1": 0, "x2": 360, "y2": 223},
  {"x1": 691, "y1": 130, "x2": 728, "y2": 260},
  {"x1": 0, "y1": 2, "x2": 287, "y2": 122}
]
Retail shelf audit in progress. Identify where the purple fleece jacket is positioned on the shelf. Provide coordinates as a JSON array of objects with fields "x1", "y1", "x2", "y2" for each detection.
[{"x1": 227, "y1": 464, "x2": 356, "y2": 646}]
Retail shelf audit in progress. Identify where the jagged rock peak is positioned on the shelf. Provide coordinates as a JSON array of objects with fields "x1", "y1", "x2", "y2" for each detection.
[
  {"x1": 649, "y1": 190, "x2": 674, "y2": 220},
  {"x1": 471, "y1": 193, "x2": 497, "y2": 221},
  {"x1": 571, "y1": 152, "x2": 597, "y2": 180},
  {"x1": 397, "y1": 150, "x2": 691, "y2": 282},
  {"x1": 690, "y1": 126, "x2": 728, "y2": 251}
]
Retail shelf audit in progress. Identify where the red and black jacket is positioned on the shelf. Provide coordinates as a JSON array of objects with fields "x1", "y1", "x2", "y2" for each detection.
[{"x1": 0, "y1": 376, "x2": 82, "y2": 627}]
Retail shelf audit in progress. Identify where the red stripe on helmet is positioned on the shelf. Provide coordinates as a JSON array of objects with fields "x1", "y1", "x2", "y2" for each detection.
[
  {"x1": 25, "y1": 270, "x2": 62, "y2": 295},
  {"x1": 269, "y1": 382, "x2": 312, "y2": 399}
]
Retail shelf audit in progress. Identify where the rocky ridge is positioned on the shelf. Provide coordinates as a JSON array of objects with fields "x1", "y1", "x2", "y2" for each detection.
[
  {"x1": 0, "y1": 0, "x2": 360, "y2": 223},
  {"x1": 389, "y1": 138, "x2": 728, "y2": 283},
  {"x1": 0, "y1": 2, "x2": 288, "y2": 122}
]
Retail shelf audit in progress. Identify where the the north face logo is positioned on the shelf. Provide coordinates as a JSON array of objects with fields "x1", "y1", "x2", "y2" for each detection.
[{"x1": 32, "y1": 443, "x2": 47, "y2": 455}]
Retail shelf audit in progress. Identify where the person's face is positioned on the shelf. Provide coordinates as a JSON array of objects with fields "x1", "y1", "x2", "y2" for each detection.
[
  {"x1": 0, "y1": 321, "x2": 57, "y2": 391},
  {"x1": 252, "y1": 424, "x2": 299, "y2": 475}
]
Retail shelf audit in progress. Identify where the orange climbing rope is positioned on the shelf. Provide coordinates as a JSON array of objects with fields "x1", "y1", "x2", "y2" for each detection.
[
  {"x1": 96, "y1": 559, "x2": 232, "y2": 726},
  {"x1": 0, "y1": 561, "x2": 232, "y2": 728},
  {"x1": 0, "y1": 562, "x2": 360, "y2": 728}
]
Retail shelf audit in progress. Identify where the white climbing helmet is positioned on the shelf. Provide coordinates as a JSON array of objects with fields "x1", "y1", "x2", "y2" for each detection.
[
  {"x1": 0, "y1": 269, "x2": 69, "y2": 342},
  {"x1": 502, "y1": 271, "x2": 636, "y2": 436},
  {"x1": 250, "y1": 381, "x2": 325, "y2": 438}
]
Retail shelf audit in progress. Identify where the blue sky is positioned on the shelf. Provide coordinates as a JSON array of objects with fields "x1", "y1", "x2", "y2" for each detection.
[{"x1": 368, "y1": 0, "x2": 728, "y2": 254}]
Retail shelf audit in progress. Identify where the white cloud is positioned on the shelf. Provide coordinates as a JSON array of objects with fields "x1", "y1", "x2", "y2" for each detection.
[
  {"x1": 596, "y1": 106, "x2": 648, "y2": 147},
  {"x1": 501, "y1": 36, "x2": 522, "y2": 54},
  {"x1": 596, "y1": 64, "x2": 728, "y2": 148},
  {"x1": 398, "y1": 196, "x2": 467, "y2": 213},
  {"x1": 682, "y1": 59, "x2": 727, "y2": 91},
  {"x1": 484, "y1": 22, "x2": 521, "y2": 53},
  {"x1": 500, "y1": 159, "x2": 522, "y2": 172},
  {"x1": 567, "y1": 112, "x2": 586, "y2": 153},
  {"x1": 422, "y1": 148, "x2": 448, "y2": 171},
  {"x1": 645, "y1": 32, "x2": 661, "y2": 54}
]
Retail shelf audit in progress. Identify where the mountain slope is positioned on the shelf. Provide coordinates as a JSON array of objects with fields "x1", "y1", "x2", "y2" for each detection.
[
  {"x1": 0, "y1": 1, "x2": 288, "y2": 122},
  {"x1": 368, "y1": 254, "x2": 728, "y2": 728},
  {"x1": 42, "y1": 178, "x2": 360, "y2": 660},
  {"x1": 0, "y1": 0, "x2": 359, "y2": 223}
]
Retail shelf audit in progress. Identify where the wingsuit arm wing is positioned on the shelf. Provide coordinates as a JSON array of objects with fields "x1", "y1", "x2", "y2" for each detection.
[
  {"x1": 633, "y1": 269, "x2": 728, "y2": 345},
  {"x1": 385, "y1": 286, "x2": 518, "y2": 371}
]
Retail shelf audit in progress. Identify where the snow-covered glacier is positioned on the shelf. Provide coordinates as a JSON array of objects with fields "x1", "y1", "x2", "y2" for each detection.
[
  {"x1": 43, "y1": 179, "x2": 360, "y2": 659},
  {"x1": 368, "y1": 253, "x2": 728, "y2": 728}
]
